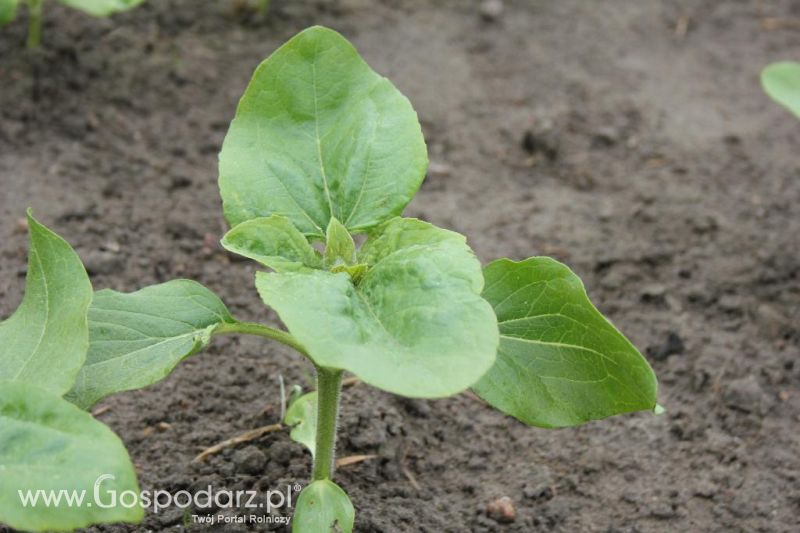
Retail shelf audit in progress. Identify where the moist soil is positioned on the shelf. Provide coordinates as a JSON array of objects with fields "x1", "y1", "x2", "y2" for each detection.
[{"x1": 1, "y1": 1, "x2": 798, "y2": 532}]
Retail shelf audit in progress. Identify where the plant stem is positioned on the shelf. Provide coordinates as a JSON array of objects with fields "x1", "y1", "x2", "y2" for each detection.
[
  {"x1": 312, "y1": 366, "x2": 343, "y2": 481},
  {"x1": 259, "y1": 0, "x2": 270, "y2": 15},
  {"x1": 26, "y1": 0, "x2": 43, "y2": 49},
  {"x1": 215, "y1": 322, "x2": 344, "y2": 480},
  {"x1": 215, "y1": 321, "x2": 309, "y2": 357}
]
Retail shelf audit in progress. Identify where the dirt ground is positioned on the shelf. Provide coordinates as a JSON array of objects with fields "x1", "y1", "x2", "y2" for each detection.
[{"x1": 1, "y1": 0, "x2": 798, "y2": 531}]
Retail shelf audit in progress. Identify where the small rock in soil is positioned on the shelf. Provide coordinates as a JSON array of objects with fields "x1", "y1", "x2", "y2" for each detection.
[
  {"x1": 647, "y1": 502, "x2": 678, "y2": 519},
  {"x1": 724, "y1": 376, "x2": 767, "y2": 414},
  {"x1": 647, "y1": 331, "x2": 685, "y2": 361},
  {"x1": 591, "y1": 126, "x2": 619, "y2": 147},
  {"x1": 486, "y1": 496, "x2": 516, "y2": 523},
  {"x1": 233, "y1": 446, "x2": 267, "y2": 475},
  {"x1": 480, "y1": 0, "x2": 504, "y2": 21},
  {"x1": 640, "y1": 283, "x2": 667, "y2": 304},
  {"x1": 717, "y1": 293, "x2": 743, "y2": 313},
  {"x1": 13, "y1": 218, "x2": 27, "y2": 234},
  {"x1": 521, "y1": 128, "x2": 558, "y2": 161},
  {"x1": 693, "y1": 479, "x2": 718, "y2": 499},
  {"x1": 622, "y1": 491, "x2": 641, "y2": 504},
  {"x1": 523, "y1": 466, "x2": 554, "y2": 500}
]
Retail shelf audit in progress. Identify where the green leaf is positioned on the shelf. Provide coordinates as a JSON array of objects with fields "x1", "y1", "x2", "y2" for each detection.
[
  {"x1": 292, "y1": 480, "x2": 354, "y2": 533},
  {"x1": 284, "y1": 391, "x2": 317, "y2": 458},
  {"x1": 256, "y1": 218, "x2": 498, "y2": 398},
  {"x1": 0, "y1": 211, "x2": 92, "y2": 395},
  {"x1": 218, "y1": 26, "x2": 428, "y2": 238},
  {"x1": 57, "y1": 0, "x2": 144, "y2": 17},
  {"x1": 323, "y1": 217, "x2": 356, "y2": 268},
  {"x1": 66, "y1": 280, "x2": 235, "y2": 409},
  {"x1": 0, "y1": 0, "x2": 18, "y2": 26},
  {"x1": 473, "y1": 257, "x2": 658, "y2": 428},
  {"x1": 330, "y1": 262, "x2": 368, "y2": 284},
  {"x1": 761, "y1": 61, "x2": 800, "y2": 119},
  {"x1": 221, "y1": 215, "x2": 322, "y2": 272},
  {"x1": 0, "y1": 380, "x2": 143, "y2": 531}
]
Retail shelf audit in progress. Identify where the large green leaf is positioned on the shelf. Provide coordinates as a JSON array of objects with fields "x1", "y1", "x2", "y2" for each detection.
[
  {"x1": 292, "y1": 480, "x2": 354, "y2": 533},
  {"x1": 473, "y1": 257, "x2": 658, "y2": 428},
  {"x1": 0, "y1": 211, "x2": 92, "y2": 395},
  {"x1": 256, "y1": 218, "x2": 498, "y2": 398},
  {"x1": 66, "y1": 280, "x2": 235, "y2": 409},
  {"x1": 221, "y1": 215, "x2": 322, "y2": 272},
  {"x1": 284, "y1": 391, "x2": 317, "y2": 458},
  {"x1": 0, "y1": 380, "x2": 143, "y2": 531},
  {"x1": 57, "y1": 0, "x2": 144, "y2": 17},
  {"x1": 761, "y1": 61, "x2": 800, "y2": 119},
  {"x1": 218, "y1": 25, "x2": 428, "y2": 238},
  {"x1": 0, "y1": 0, "x2": 18, "y2": 26}
]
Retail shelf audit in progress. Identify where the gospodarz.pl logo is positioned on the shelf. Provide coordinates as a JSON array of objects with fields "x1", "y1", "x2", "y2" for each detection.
[{"x1": 17, "y1": 474, "x2": 301, "y2": 526}]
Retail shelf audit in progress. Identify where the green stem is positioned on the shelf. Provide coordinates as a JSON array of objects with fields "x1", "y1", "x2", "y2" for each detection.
[
  {"x1": 259, "y1": 0, "x2": 270, "y2": 15},
  {"x1": 26, "y1": 0, "x2": 42, "y2": 49},
  {"x1": 215, "y1": 321, "x2": 309, "y2": 357},
  {"x1": 216, "y1": 322, "x2": 343, "y2": 480},
  {"x1": 312, "y1": 366, "x2": 343, "y2": 481}
]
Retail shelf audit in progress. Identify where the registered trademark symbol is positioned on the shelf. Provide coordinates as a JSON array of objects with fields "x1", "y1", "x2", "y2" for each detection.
[{"x1": 293, "y1": 484, "x2": 302, "y2": 492}]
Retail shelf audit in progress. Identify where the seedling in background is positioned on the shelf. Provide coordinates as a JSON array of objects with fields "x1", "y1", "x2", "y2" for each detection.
[
  {"x1": 0, "y1": 26, "x2": 658, "y2": 533},
  {"x1": 0, "y1": 212, "x2": 142, "y2": 532},
  {"x1": 761, "y1": 61, "x2": 800, "y2": 119},
  {"x1": 0, "y1": 0, "x2": 143, "y2": 48}
]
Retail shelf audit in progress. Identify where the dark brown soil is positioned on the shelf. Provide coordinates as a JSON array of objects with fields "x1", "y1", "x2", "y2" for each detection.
[{"x1": 1, "y1": 1, "x2": 799, "y2": 532}]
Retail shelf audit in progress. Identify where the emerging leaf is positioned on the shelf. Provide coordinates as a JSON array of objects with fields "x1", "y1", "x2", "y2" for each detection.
[
  {"x1": 761, "y1": 61, "x2": 800, "y2": 119},
  {"x1": 221, "y1": 215, "x2": 322, "y2": 272},
  {"x1": 330, "y1": 262, "x2": 368, "y2": 284},
  {"x1": 256, "y1": 218, "x2": 499, "y2": 398},
  {"x1": 0, "y1": 211, "x2": 92, "y2": 395},
  {"x1": 58, "y1": 0, "x2": 144, "y2": 17},
  {"x1": 0, "y1": 380, "x2": 143, "y2": 531},
  {"x1": 66, "y1": 280, "x2": 235, "y2": 409},
  {"x1": 292, "y1": 480, "x2": 354, "y2": 533},
  {"x1": 323, "y1": 217, "x2": 356, "y2": 268},
  {"x1": 219, "y1": 26, "x2": 428, "y2": 237},
  {"x1": 284, "y1": 391, "x2": 317, "y2": 457},
  {"x1": 473, "y1": 257, "x2": 658, "y2": 428},
  {"x1": 0, "y1": 0, "x2": 18, "y2": 26}
]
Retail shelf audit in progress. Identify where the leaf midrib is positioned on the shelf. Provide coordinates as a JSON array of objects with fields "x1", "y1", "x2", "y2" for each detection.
[{"x1": 311, "y1": 36, "x2": 336, "y2": 222}]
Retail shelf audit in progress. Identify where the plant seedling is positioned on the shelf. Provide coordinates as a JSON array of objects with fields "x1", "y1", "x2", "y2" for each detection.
[
  {"x1": 0, "y1": 212, "x2": 142, "y2": 532},
  {"x1": 762, "y1": 61, "x2": 800, "y2": 119},
  {"x1": 0, "y1": 0, "x2": 143, "y2": 48},
  {"x1": 0, "y1": 26, "x2": 658, "y2": 532}
]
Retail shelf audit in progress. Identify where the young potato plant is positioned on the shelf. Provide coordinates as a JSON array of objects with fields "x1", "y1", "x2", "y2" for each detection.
[
  {"x1": 762, "y1": 61, "x2": 800, "y2": 119},
  {"x1": 0, "y1": 212, "x2": 142, "y2": 532},
  {"x1": 0, "y1": 0, "x2": 143, "y2": 48},
  {"x1": 0, "y1": 26, "x2": 658, "y2": 532}
]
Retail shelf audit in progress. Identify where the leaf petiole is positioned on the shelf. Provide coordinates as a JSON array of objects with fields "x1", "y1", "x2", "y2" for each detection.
[{"x1": 215, "y1": 321, "x2": 310, "y2": 357}]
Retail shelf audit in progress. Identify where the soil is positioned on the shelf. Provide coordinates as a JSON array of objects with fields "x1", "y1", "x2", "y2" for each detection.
[{"x1": 1, "y1": 1, "x2": 799, "y2": 532}]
